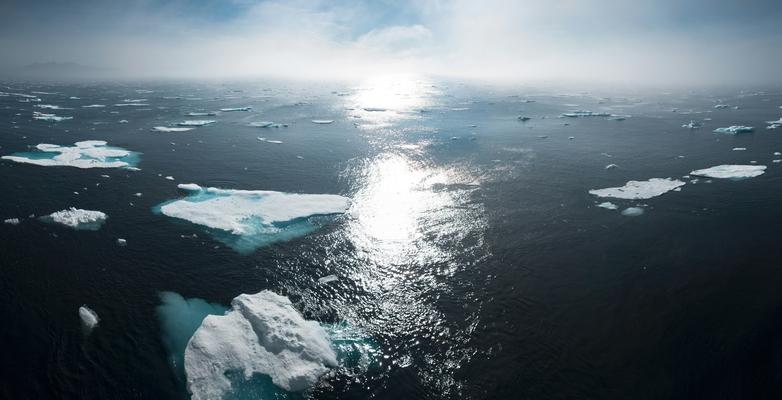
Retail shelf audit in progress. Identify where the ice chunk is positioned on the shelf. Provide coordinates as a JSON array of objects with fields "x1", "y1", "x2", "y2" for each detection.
[
  {"x1": 118, "y1": 119, "x2": 129, "y2": 124},
  {"x1": 184, "y1": 290, "x2": 337, "y2": 399},
  {"x1": 621, "y1": 207, "x2": 644, "y2": 217},
  {"x1": 186, "y1": 112, "x2": 218, "y2": 117},
  {"x1": 35, "y1": 104, "x2": 70, "y2": 110},
  {"x1": 251, "y1": 121, "x2": 288, "y2": 128},
  {"x1": 43, "y1": 207, "x2": 107, "y2": 230},
  {"x1": 219, "y1": 107, "x2": 251, "y2": 112},
  {"x1": 682, "y1": 120, "x2": 703, "y2": 129},
  {"x1": 257, "y1": 137, "x2": 283, "y2": 144},
  {"x1": 713, "y1": 126, "x2": 753, "y2": 134},
  {"x1": 318, "y1": 274, "x2": 339, "y2": 284},
  {"x1": 116, "y1": 238, "x2": 127, "y2": 246},
  {"x1": 560, "y1": 110, "x2": 611, "y2": 118},
  {"x1": 4, "y1": 218, "x2": 20, "y2": 225},
  {"x1": 596, "y1": 202, "x2": 618, "y2": 210},
  {"x1": 79, "y1": 306, "x2": 99, "y2": 330},
  {"x1": 155, "y1": 184, "x2": 349, "y2": 253},
  {"x1": 152, "y1": 126, "x2": 194, "y2": 132},
  {"x1": 689, "y1": 164, "x2": 766, "y2": 179},
  {"x1": 177, "y1": 120, "x2": 215, "y2": 127},
  {"x1": 714, "y1": 104, "x2": 729, "y2": 109},
  {"x1": 2, "y1": 140, "x2": 139, "y2": 169},
  {"x1": 589, "y1": 178, "x2": 685, "y2": 200},
  {"x1": 165, "y1": 176, "x2": 175, "y2": 181},
  {"x1": 82, "y1": 104, "x2": 105, "y2": 108},
  {"x1": 605, "y1": 164, "x2": 618, "y2": 169},
  {"x1": 32, "y1": 111, "x2": 72, "y2": 122},
  {"x1": 732, "y1": 147, "x2": 746, "y2": 151},
  {"x1": 311, "y1": 119, "x2": 334, "y2": 124}
]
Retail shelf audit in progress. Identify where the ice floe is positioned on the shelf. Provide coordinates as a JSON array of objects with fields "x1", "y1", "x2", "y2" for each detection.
[
  {"x1": 257, "y1": 137, "x2": 283, "y2": 144},
  {"x1": 152, "y1": 126, "x2": 194, "y2": 132},
  {"x1": 32, "y1": 111, "x2": 72, "y2": 122},
  {"x1": 155, "y1": 184, "x2": 350, "y2": 253},
  {"x1": 250, "y1": 121, "x2": 288, "y2": 128},
  {"x1": 621, "y1": 207, "x2": 644, "y2": 217},
  {"x1": 2, "y1": 140, "x2": 139, "y2": 169},
  {"x1": 186, "y1": 112, "x2": 217, "y2": 116},
  {"x1": 689, "y1": 164, "x2": 766, "y2": 179},
  {"x1": 81, "y1": 104, "x2": 105, "y2": 108},
  {"x1": 79, "y1": 306, "x2": 99, "y2": 330},
  {"x1": 311, "y1": 119, "x2": 334, "y2": 124},
  {"x1": 589, "y1": 178, "x2": 685, "y2": 200},
  {"x1": 219, "y1": 107, "x2": 251, "y2": 112},
  {"x1": 4, "y1": 218, "x2": 20, "y2": 225},
  {"x1": 43, "y1": 207, "x2": 107, "y2": 230},
  {"x1": 713, "y1": 126, "x2": 753, "y2": 134},
  {"x1": 682, "y1": 120, "x2": 703, "y2": 129},
  {"x1": 177, "y1": 120, "x2": 215, "y2": 127},
  {"x1": 561, "y1": 110, "x2": 611, "y2": 118},
  {"x1": 596, "y1": 202, "x2": 618, "y2": 210},
  {"x1": 184, "y1": 290, "x2": 337, "y2": 399}
]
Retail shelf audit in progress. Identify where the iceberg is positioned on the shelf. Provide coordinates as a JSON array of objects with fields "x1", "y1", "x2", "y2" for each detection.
[
  {"x1": 713, "y1": 126, "x2": 753, "y2": 134},
  {"x1": 311, "y1": 119, "x2": 334, "y2": 124},
  {"x1": 32, "y1": 111, "x2": 72, "y2": 122},
  {"x1": 589, "y1": 178, "x2": 685, "y2": 200},
  {"x1": 154, "y1": 184, "x2": 350, "y2": 253},
  {"x1": 219, "y1": 107, "x2": 251, "y2": 112},
  {"x1": 2, "y1": 140, "x2": 139, "y2": 169},
  {"x1": 43, "y1": 207, "x2": 107, "y2": 230},
  {"x1": 79, "y1": 306, "x2": 99, "y2": 330},
  {"x1": 689, "y1": 164, "x2": 766, "y2": 179},
  {"x1": 177, "y1": 120, "x2": 215, "y2": 127},
  {"x1": 152, "y1": 126, "x2": 194, "y2": 132}
]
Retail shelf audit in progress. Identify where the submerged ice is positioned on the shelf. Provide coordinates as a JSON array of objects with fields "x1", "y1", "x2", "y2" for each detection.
[
  {"x1": 2, "y1": 141, "x2": 139, "y2": 169},
  {"x1": 589, "y1": 178, "x2": 685, "y2": 200},
  {"x1": 155, "y1": 184, "x2": 349, "y2": 253}
]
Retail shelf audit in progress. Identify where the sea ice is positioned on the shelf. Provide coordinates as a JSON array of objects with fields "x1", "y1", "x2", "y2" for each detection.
[
  {"x1": 689, "y1": 164, "x2": 766, "y2": 179},
  {"x1": 713, "y1": 126, "x2": 753, "y2": 134},
  {"x1": 82, "y1": 104, "x2": 105, "y2": 108},
  {"x1": 621, "y1": 207, "x2": 644, "y2": 217},
  {"x1": 117, "y1": 238, "x2": 127, "y2": 246},
  {"x1": 44, "y1": 207, "x2": 107, "y2": 230},
  {"x1": 596, "y1": 202, "x2": 618, "y2": 210},
  {"x1": 152, "y1": 126, "x2": 194, "y2": 132},
  {"x1": 560, "y1": 110, "x2": 611, "y2": 118},
  {"x1": 186, "y1": 112, "x2": 218, "y2": 116},
  {"x1": 155, "y1": 184, "x2": 350, "y2": 253},
  {"x1": 177, "y1": 120, "x2": 215, "y2": 127},
  {"x1": 589, "y1": 178, "x2": 685, "y2": 200},
  {"x1": 184, "y1": 290, "x2": 337, "y2": 399},
  {"x1": 35, "y1": 104, "x2": 70, "y2": 110},
  {"x1": 311, "y1": 120, "x2": 334, "y2": 124},
  {"x1": 32, "y1": 111, "x2": 72, "y2": 122},
  {"x1": 682, "y1": 120, "x2": 702, "y2": 129},
  {"x1": 220, "y1": 107, "x2": 252, "y2": 112},
  {"x1": 2, "y1": 140, "x2": 139, "y2": 169},
  {"x1": 79, "y1": 306, "x2": 99, "y2": 330},
  {"x1": 732, "y1": 147, "x2": 746, "y2": 151}
]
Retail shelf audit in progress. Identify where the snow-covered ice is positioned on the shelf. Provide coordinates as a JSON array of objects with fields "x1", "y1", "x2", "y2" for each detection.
[
  {"x1": 589, "y1": 178, "x2": 686, "y2": 200},
  {"x1": 596, "y1": 202, "x2": 618, "y2": 210},
  {"x1": 184, "y1": 290, "x2": 337, "y2": 399},
  {"x1": 4, "y1": 218, "x2": 20, "y2": 225},
  {"x1": 689, "y1": 165, "x2": 766, "y2": 179},
  {"x1": 2, "y1": 140, "x2": 139, "y2": 169},
  {"x1": 44, "y1": 207, "x2": 107, "y2": 230}
]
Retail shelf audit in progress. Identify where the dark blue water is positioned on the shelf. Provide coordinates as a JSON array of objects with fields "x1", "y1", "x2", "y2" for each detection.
[{"x1": 2, "y1": 79, "x2": 782, "y2": 399}]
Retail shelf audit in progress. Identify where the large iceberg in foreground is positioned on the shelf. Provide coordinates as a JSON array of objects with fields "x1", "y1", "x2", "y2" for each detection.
[
  {"x1": 185, "y1": 291, "x2": 336, "y2": 399},
  {"x1": 2, "y1": 140, "x2": 139, "y2": 169},
  {"x1": 589, "y1": 178, "x2": 685, "y2": 200},
  {"x1": 43, "y1": 208, "x2": 107, "y2": 230},
  {"x1": 157, "y1": 291, "x2": 378, "y2": 400},
  {"x1": 689, "y1": 164, "x2": 766, "y2": 179},
  {"x1": 155, "y1": 184, "x2": 349, "y2": 253}
]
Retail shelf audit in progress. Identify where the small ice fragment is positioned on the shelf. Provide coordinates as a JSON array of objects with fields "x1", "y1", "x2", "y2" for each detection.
[
  {"x1": 732, "y1": 147, "x2": 746, "y2": 151},
  {"x1": 116, "y1": 238, "x2": 127, "y2": 246},
  {"x1": 219, "y1": 107, "x2": 252, "y2": 112},
  {"x1": 46, "y1": 208, "x2": 107, "y2": 229},
  {"x1": 773, "y1": 160, "x2": 782, "y2": 163},
  {"x1": 79, "y1": 306, "x2": 99, "y2": 330},
  {"x1": 775, "y1": 152, "x2": 781, "y2": 156},
  {"x1": 318, "y1": 274, "x2": 338, "y2": 284},
  {"x1": 312, "y1": 119, "x2": 334, "y2": 124},
  {"x1": 152, "y1": 126, "x2": 194, "y2": 132},
  {"x1": 134, "y1": 193, "x2": 142, "y2": 197},
  {"x1": 119, "y1": 119, "x2": 129, "y2": 124},
  {"x1": 560, "y1": 110, "x2": 611, "y2": 118},
  {"x1": 605, "y1": 164, "x2": 618, "y2": 169},
  {"x1": 689, "y1": 164, "x2": 766, "y2": 179},
  {"x1": 682, "y1": 120, "x2": 702, "y2": 129},
  {"x1": 596, "y1": 202, "x2": 618, "y2": 210},
  {"x1": 713, "y1": 126, "x2": 753, "y2": 134},
  {"x1": 33, "y1": 111, "x2": 72, "y2": 122},
  {"x1": 177, "y1": 120, "x2": 215, "y2": 127},
  {"x1": 4, "y1": 218, "x2": 20, "y2": 225},
  {"x1": 186, "y1": 112, "x2": 217, "y2": 116},
  {"x1": 621, "y1": 207, "x2": 644, "y2": 217},
  {"x1": 82, "y1": 104, "x2": 105, "y2": 108},
  {"x1": 714, "y1": 104, "x2": 729, "y2": 109},
  {"x1": 165, "y1": 176, "x2": 175, "y2": 181}
]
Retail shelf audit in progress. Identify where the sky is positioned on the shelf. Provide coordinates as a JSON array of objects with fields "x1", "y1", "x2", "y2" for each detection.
[{"x1": 1, "y1": 0, "x2": 781, "y2": 86}]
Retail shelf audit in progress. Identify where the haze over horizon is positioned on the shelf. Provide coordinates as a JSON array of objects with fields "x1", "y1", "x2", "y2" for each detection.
[{"x1": 1, "y1": 0, "x2": 782, "y2": 86}]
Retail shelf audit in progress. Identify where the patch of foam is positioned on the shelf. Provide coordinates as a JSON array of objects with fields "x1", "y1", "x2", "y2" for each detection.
[
  {"x1": 152, "y1": 126, "x2": 194, "y2": 132},
  {"x1": 184, "y1": 291, "x2": 336, "y2": 399},
  {"x1": 589, "y1": 178, "x2": 685, "y2": 200},
  {"x1": 713, "y1": 126, "x2": 753, "y2": 134},
  {"x1": 689, "y1": 164, "x2": 766, "y2": 179},
  {"x1": 79, "y1": 306, "x2": 99, "y2": 330},
  {"x1": 155, "y1": 184, "x2": 349, "y2": 253},
  {"x1": 2, "y1": 140, "x2": 139, "y2": 169},
  {"x1": 177, "y1": 120, "x2": 215, "y2": 127},
  {"x1": 44, "y1": 207, "x2": 107, "y2": 230}
]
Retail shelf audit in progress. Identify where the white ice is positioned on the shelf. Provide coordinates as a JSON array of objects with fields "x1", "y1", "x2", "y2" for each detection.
[
  {"x1": 596, "y1": 202, "x2": 618, "y2": 210},
  {"x1": 177, "y1": 120, "x2": 215, "y2": 127},
  {"x1": 713, "y1": 126, "x2": 753, "y2": 134},
  {"x1": 219, "y1": 107, "x2": 251, "y2": 112},
  {"x1": 159, "y1": 184, "x2": 349, "y2": 235},
  {"x1": 732, "y1": 147, "x2": 746, "y2": 151},
  {"x1": 682, "y1": 121, "x2": 703, "y2": 129},
  {"x1": 621, "y1": 207, "x2": 645, "y2": 217},
  {"x1": 79, "y1": 306, "x2": 99, "y2": 330},
  {"x1": 184, "y1": 290, "x2": 337, "y2": 400},
  {"x1": 311, "y1": 120, "x2": 334, "y2": 124},
  {"x1": 589, "y1": 178, "x2": 685, "y2": 200},
  {"x1": 318, "y1": 274, "x2": 339, "y2": 284},
  {"x1": 152, "y1": 126, "x2": 194, "y2": 132},
  {"x1": 4, "y1": 218, "x2": 20, "y2": 225},
  {"x1": 33, "y1": 111, "x2": 72, "y2": 122},
  {"x1": 47, "y1": 207, "x2": 107, "y2": 228},
  {"x1": 2, "y1": 140, "x2": 135, "y2": 169},
  {"x1": 689, "y1": 164, "x2": 766, "y2": 179}
]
